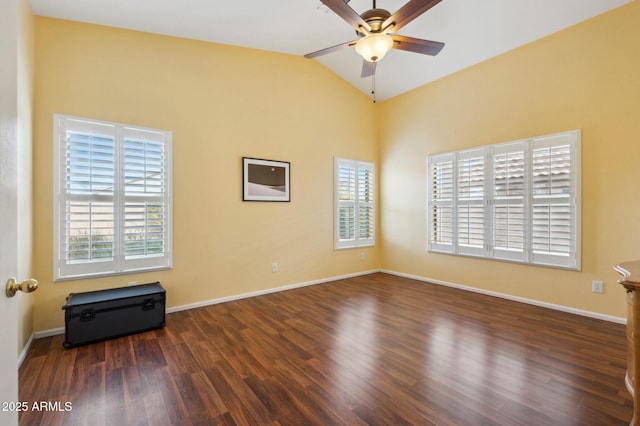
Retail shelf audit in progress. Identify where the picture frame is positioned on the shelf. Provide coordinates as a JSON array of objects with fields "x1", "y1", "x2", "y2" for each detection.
[{"x1": 242, "y1": 157, "x2": 291, "y2": 202}]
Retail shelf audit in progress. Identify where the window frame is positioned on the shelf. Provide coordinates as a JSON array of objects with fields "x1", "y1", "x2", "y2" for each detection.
[
  {"x1": 427, "y1": 130, "x2": 581, "y2": 270},
  {"x1": 53, "y1": 114, "x2": 173, "y2": 281},
  {"x1": 334, "y1": 157, "x2": 375, "y2": 250}
]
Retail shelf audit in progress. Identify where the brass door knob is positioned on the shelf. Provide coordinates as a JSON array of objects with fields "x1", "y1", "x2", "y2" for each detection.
[{"x1": 6, "y1": 278, "x2": 38, "y2": 298}]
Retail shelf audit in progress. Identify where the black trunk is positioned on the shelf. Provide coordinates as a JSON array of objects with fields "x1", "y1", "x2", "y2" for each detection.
[{"x1": 62, "y1": 282, "x2": 166, "y2": 348}]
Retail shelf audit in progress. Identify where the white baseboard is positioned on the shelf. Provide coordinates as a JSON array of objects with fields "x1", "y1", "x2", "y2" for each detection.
[
  {"x1": 23, "y1": 267, "x2": 624, "y2": 364},
  {"x1": 166, "y1": 269, "x2": 380, "y2": 313},
  {"x1": 17, "y1": 333, "x2": 35, "y2": 368},
  {"x1": 381, "y1": 269, "x2": 626, "y2": 324},
  {"x1": 34, "y1": 327, "x2": 65, "y2": 339},
  {"x1": 28, "y1": 269, "x2": 380, "y2": 342},
  {"x1": 20, "y1": 328, "x2": 65, "y2": 368}
]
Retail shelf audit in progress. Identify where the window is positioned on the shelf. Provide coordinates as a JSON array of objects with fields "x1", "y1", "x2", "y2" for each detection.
[
  {"x1": 428, "y1": 130, "x2": 580, "y2": 270},
  {"x1": 54, "y1": 114, "x2": 172, "y2": 280},
  {"x1": 334, "y1": 158, "x2": 375, "y2": 249}
]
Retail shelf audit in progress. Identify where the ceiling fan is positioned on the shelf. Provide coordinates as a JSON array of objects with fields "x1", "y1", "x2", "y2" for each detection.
[{"x1": 305, "y1": 0, "x2": 445, "y2": 78}]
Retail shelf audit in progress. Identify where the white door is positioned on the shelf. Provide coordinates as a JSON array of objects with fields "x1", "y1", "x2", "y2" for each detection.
[
  {"x1": 0, "y1": 112, "x2": 21, "y2": 423},
  {"x1": 0, "y1": 0, "x2": 22, "y2": 424},
  {"x1": 0, "y1": 240, "x2": 19, "y2": 425}
]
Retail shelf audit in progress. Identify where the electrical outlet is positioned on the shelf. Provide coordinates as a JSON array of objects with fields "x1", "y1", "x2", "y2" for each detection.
[
  {"x1": 360, "y1": 252, "x2": 365, "y2": 261},
  {"x1": 128, "y1": 281, "x2": 137, "y2": 286},
  {"x1": 592, "y1": 280, "x2": 603, "y2": 294},
  {"x1": 272, "y1": 262, "x2": 278, "y2": 273}
]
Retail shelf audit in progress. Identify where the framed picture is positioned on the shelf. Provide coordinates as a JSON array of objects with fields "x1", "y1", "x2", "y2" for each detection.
[{"x1": 242, "y1": 157, "x2": 291, "y2": 202}]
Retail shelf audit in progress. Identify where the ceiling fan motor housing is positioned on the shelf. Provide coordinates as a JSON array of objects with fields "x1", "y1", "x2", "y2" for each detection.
[{"x1": 358, "y1": 8, "x2": 392, "y2": 35}]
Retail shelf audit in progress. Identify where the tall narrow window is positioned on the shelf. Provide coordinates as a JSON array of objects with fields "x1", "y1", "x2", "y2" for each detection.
[
  {"x1": 427, "y1": 130, "x2": 580, "y2": 270},
  {"x1": 54, "y1": 115, "x2": 172, "y2": 280},
  {"x1": 335, "y1": 158, "x2": 375, "y2": 249}
]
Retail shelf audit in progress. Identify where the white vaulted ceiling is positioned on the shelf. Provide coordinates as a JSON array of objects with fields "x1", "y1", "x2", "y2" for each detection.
[{"x1": 30, "y1": 0, "x2": 633, "y2": 101}]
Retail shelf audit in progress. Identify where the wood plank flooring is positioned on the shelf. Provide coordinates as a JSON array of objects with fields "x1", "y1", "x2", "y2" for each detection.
[{"x1": 19, "y1": 273, "x2": 633, "y2": 425}]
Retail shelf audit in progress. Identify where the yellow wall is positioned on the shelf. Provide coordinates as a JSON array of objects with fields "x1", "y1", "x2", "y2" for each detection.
[
  {"x1": 33, "y1": 18, "x2": 379, "y2": 331},
  {"x1": 378, "y1": 1, "x2": 640, "y2": 318},
  {"x1": 31, "y1": 1, "x2": 640, "y2": 333}
]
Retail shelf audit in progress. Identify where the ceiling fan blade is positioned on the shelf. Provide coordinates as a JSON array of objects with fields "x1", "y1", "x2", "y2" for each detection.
[
  {"x1": 391, "y1": 35, "x2": 444, "y2": 56},
  {"x1": 382, "y1": 0, "x2": 442, "y2": 33},
  {"x1": 304, "y1": 40, "x2": 358, "y2": 59},
  {"x1": 361, "y1": 61, "x2": 376, "y2": 78},
  {"x1": 320, "y1": 0, "x2": 371, "y2": 33}
]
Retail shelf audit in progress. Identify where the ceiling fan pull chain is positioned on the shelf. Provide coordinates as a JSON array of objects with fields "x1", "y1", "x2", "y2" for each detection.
[{"x1": 372, "y1": 73, "x2": 376, "y2": 103}]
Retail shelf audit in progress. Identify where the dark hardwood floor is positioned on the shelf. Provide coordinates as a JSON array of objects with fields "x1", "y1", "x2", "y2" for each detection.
[{"x1": 19, "y1": 273, "x2": 632, "y2": 425}]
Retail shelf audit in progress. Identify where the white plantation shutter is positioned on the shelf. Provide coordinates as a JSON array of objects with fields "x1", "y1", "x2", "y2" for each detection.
[
  {"x1": 337, "y1": 161, "x2": 356, "y2": 243},
  {"x1": 427, "y1": 130, "x2": 580, "y2": 270},
  {"x1": 358, "y1": 164, "x2": 375, "y2": 243},
  {"x1": 428, "y1": 153, "x2": 454, "y2": 252},
  {"x1": 59, "y1": 122, "x2": 117, "y2": 277},
  {"x1": 457, "y1": 150, "x2": 485, "y2": 256},
  {"x1": 530, "y1": 133, "x2": 579, "y2": 268},
  {"x1": 491, "y1": 143, "x2": 527, "y2": 262},
  {"x1": 54, "y1": 115, "x2": 172, "y2": 280},
  {"x1": 123, "y1": 129, "x2": 168, "y2": 263},
  {"x1": 335, "y1": 158, "x2": 375, "y2": 249}
]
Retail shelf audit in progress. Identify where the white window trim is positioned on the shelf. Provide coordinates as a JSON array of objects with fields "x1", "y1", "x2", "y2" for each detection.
[
  {"x1": 334, "y1": 157, "x2": 375, "y2": 250},
  {"x1": 427, "y1": 130, "x2": 581, "y2": 270},
  {"x1": 53, "y1": 114, "x2": 173, "y2": 281}
]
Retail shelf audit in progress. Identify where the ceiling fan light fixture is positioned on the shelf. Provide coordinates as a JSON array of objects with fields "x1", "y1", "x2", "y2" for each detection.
[{"x1": 355, "y1": 33, "x2": 393, "y2": 62}]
